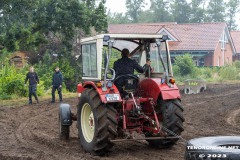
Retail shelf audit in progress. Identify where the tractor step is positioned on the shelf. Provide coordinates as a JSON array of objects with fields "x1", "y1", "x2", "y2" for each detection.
[{"x1": 110, "y1": 136, "x2": 179, "y2": 142}]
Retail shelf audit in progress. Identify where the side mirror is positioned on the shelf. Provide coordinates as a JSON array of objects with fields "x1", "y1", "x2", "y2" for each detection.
[{"x1": 103, "y1": 35, "x2": 110, "y2": 42}]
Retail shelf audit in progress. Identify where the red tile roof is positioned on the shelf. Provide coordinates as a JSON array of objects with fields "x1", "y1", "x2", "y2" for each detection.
[
  {"x1": 231, "y1": 31, "x2": 240, "y2": 53},
  {"x1": 108, "y1": 22, "x2": 227, "y2": 51},
  {"x1": 108, "y1": 22, "x2": 176, "y2": 34}
]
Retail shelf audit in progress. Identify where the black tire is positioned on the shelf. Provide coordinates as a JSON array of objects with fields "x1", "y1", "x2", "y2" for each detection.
[
  {"x1": 185, "y1": 136, "x2": 240, "y2": 160},
  {"x1": 77, "y1": 88, "x2": 118, "y2": 156},
  {"x1": 147, "y1": 99, "x2": 184, "y2": 148},
  {"x1": 59, "y1": 112, "x2": 70, "y2": 140}
]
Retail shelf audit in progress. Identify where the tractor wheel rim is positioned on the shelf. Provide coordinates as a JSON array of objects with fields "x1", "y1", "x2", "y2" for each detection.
[{"x1": 81, "y1": 103, "x2": 95, "y2": 143}]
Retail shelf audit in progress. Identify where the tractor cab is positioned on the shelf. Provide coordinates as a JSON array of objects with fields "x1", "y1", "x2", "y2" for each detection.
[{"x1": 79, "y1": 34, "x2": 175, "y2": 99}]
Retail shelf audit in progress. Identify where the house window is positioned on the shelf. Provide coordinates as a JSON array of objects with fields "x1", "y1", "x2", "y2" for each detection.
[
  {"x1": 199, "y1": 58, "x2": 205, "y2": 66},
  {"x1": 227, "y1": 57, "x2": 229, "y2": 64},
  {"x1": 220, "y1": 32, "x2": 228, "y2": 50}
]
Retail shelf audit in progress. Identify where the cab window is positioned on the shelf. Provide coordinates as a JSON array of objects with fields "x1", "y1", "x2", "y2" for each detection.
[
  {"x1": 149, "y1": 42, "x2": 169, "y2": 73},
  {"x1": 82, "y1": 43, "x2": 97, "y2": 77}
]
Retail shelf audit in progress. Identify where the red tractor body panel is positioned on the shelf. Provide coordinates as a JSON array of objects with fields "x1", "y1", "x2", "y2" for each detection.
[
  {"x1": 77, "y1": 81, "x2": 122, "y2": 103},
  {"x1": 139, "y1": 78, "x2": 181, "y2": 102},
  {"x1": 77, "y1": 83, "x2": 84, "y2": 93}
]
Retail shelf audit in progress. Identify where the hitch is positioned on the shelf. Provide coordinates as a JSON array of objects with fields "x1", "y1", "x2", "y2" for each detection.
[{"x1": 71, "y1": 113, "x2": 77, "y2": 121}]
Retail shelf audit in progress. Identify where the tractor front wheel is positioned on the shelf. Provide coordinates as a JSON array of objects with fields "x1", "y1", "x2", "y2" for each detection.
[
  {"x1": 77, "y1": 88, "x2": 118, "y2": 155},
  {"x1": 59, "y1": 113, "x2": 70, "y2": 140},
  {"x1": 147, "y1": 99, "x2": 184, "y2": 148}
]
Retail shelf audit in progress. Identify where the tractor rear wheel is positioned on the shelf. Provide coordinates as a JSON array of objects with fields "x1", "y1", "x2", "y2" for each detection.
[
  {"x1": 147, "y1": 99, "x2": 184, "y2": 148},
  {"x1": 77, "y1": 88, "x2": 118, "y2": 155}
]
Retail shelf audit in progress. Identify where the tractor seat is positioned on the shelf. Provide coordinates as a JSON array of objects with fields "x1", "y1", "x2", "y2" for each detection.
[{"x1": 114, "y1": 74, "x2": 139, "y2": 96}]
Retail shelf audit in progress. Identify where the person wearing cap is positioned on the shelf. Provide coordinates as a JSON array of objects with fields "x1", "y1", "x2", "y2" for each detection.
[
  {"x1": 113, "y1": 48, "x2": 144, "y2": 77},
  {"x1": 25, "y1": 66, "x2": 39, "y2": 104},
  {"x1": 51, "y1": 67, "x2": 63, "y2": 103},
  {"x1": 143, "y1": 59, "x2": 153, "y2": 77}
]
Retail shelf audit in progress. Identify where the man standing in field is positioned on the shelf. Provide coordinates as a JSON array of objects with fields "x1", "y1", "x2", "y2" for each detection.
[
  {"x1": 25, "y1": 66, "x2": 39, "y2": 104},
  {"x1": 51, "y1": 67, "x2": 63, "y2": 103}
]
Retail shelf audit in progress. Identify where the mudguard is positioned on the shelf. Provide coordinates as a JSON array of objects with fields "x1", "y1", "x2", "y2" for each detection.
[
  {"x1": 139, "y1": 78, "x2": 181, "y2": 102},
  {"x1": 80, "y1": 81, "x2": 122, "y2": 104},
  {"x1": 59, "y1": 104, "x2": 72, "y2": 126}
]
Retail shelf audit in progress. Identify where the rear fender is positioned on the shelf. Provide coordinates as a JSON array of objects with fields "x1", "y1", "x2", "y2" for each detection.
[
  {"x1": 59, "y1": 104, "x2": 72, "y2": 126},
  {"x1": 82, "y1": 81, "x2": 122, "y2": 104},
  {"x1": 139, "y1": 78, "x2": 181, "y2": 102}
]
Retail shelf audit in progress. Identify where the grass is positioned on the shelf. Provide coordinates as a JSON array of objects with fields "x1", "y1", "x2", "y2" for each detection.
[{"x1": 0, "y1": 92, "x2": 77, "y2": 107}]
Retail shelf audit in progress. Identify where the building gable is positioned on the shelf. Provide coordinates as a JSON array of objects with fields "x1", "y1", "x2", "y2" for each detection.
[
  {"x1": 158, "y1": 28, "x2": 178, "y2": 41},
  {"x1": 231, "y1": 31, "x2": 240, "y2": 54},
  {"x1": 218, "y1": 28, "x2": 236, "y2": 55}
]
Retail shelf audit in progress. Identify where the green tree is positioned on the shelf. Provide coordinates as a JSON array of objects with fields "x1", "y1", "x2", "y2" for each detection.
[
  {"x1": 92, "y1": 0, "x2": 108, "y2": 32},
  {"x1": 205, "y1": 0, "x2": 225, "y2": 22},
  {"x1": 226, "y1": 0, "x2": 240, "y2": 30},
  {"x1": 138, "y1": 10, "x2": 155, "y2": 23},
  {"x1": 0, "y1": 0, "x2": 109, "y2": 91},
  {"x1": 0, "y1": 0, "x2": 108, "y2": 57},
  {"x1": 189, "y1": 0, "x2": 205, "y2": 23},
  {"x1": 170, "y1": 0, "x2": 191, "y2": 23},
  {"x1": 125, "y1": 0, "x2": 146, "y2": 23},
  {"x1": 0, "y1": 0, "x2": 43, "y2": 52},
  {"x1": 150, "y1": 0, "x2": 173, "y2": 22},
  {"x1": 33, "y1": 0, "x2": 92, "y2": 56},
  {"x1": 107, "y1": 12, "x2": 130, "y2": 24}
]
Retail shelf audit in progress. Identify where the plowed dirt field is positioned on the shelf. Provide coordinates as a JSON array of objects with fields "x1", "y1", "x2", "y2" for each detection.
[{"x1": 0, "y1": 83, "x2": 240, "y2": 160}]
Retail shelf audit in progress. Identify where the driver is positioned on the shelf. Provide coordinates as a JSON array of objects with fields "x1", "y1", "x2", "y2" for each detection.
[
  {"x1": 113, "y1": 48, "x2": 144, "y2": 95},
  {"x1": 113, "y1": 48, "x2": 144, "y2": 77}
]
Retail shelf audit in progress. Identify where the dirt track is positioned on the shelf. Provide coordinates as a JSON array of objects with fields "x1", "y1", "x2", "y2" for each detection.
[{"x1": 0, "y1": 83, "x2": 240, "y2": 160}]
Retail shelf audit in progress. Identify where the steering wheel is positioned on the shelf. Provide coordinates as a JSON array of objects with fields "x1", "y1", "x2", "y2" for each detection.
[{"x1": 113, "y1": 74, "x2": 139, "y2": 83}]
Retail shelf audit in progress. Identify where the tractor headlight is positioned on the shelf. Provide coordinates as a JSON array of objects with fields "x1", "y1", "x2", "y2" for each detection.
[{"x1": 169, "y1": 78, "x2": 176, "y2": 84}]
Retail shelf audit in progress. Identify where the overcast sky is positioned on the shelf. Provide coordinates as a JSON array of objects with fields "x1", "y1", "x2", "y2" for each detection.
[{"x1": 105, "y1": 0, "x2": 240, "y2": 30}]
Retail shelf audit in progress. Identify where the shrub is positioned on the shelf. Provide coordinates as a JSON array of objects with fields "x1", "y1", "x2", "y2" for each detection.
[
  {"x1": 233, "y1": 61, "x2": 240, "y2": 69},
  {"x1": 173, "y1": 54, "x2": 197, "y2": 76},
  {"x1": 197, "y1": 67, "x2": 213, "y2": 79},
  {"x1": 219, "y1": 65, "x2": 239, "y2": 80},
  {"x1": 0, "y1": 59, "x2": 27, "y2": 97},
  {"x1": 0, "y1": 57, "x2": 45, "y2": 98}
]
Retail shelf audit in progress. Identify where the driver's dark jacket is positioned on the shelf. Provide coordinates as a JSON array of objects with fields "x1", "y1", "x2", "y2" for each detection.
[{"x1": 113, "y1": 56, "x2": 144, "y2": 77}]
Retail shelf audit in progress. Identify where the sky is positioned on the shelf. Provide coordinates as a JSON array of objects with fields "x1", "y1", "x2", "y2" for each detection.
[{"x1": 105, "y1": 0, "x2": 240, "y2": 30}]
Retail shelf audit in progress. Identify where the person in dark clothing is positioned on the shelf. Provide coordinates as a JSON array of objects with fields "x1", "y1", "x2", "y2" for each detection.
[
  {"x1": 113, "y1": 48, "x2": 144, "y2": 94},
  {"x1": 113, "y1": 48, "x2": 144, "y2": 76},
  {"x1": 143, "y1": 59, "x2": 153, "y2": 77},
  {"x1": 25, "y1": 66, "x2": 39, "y2": 104},
  {"x1": 51, "y1": 67, "x2": 63, "y2": 103}
]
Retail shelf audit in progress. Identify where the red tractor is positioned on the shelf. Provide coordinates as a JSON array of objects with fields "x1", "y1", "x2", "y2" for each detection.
[{"x1": 59, "y1": 34, "x2": 184, "y2": 155}]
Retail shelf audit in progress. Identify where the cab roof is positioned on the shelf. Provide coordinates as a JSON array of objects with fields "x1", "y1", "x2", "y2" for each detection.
[{"x1": 80, "y1": 34, "x2": 164, "y2": 43}]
